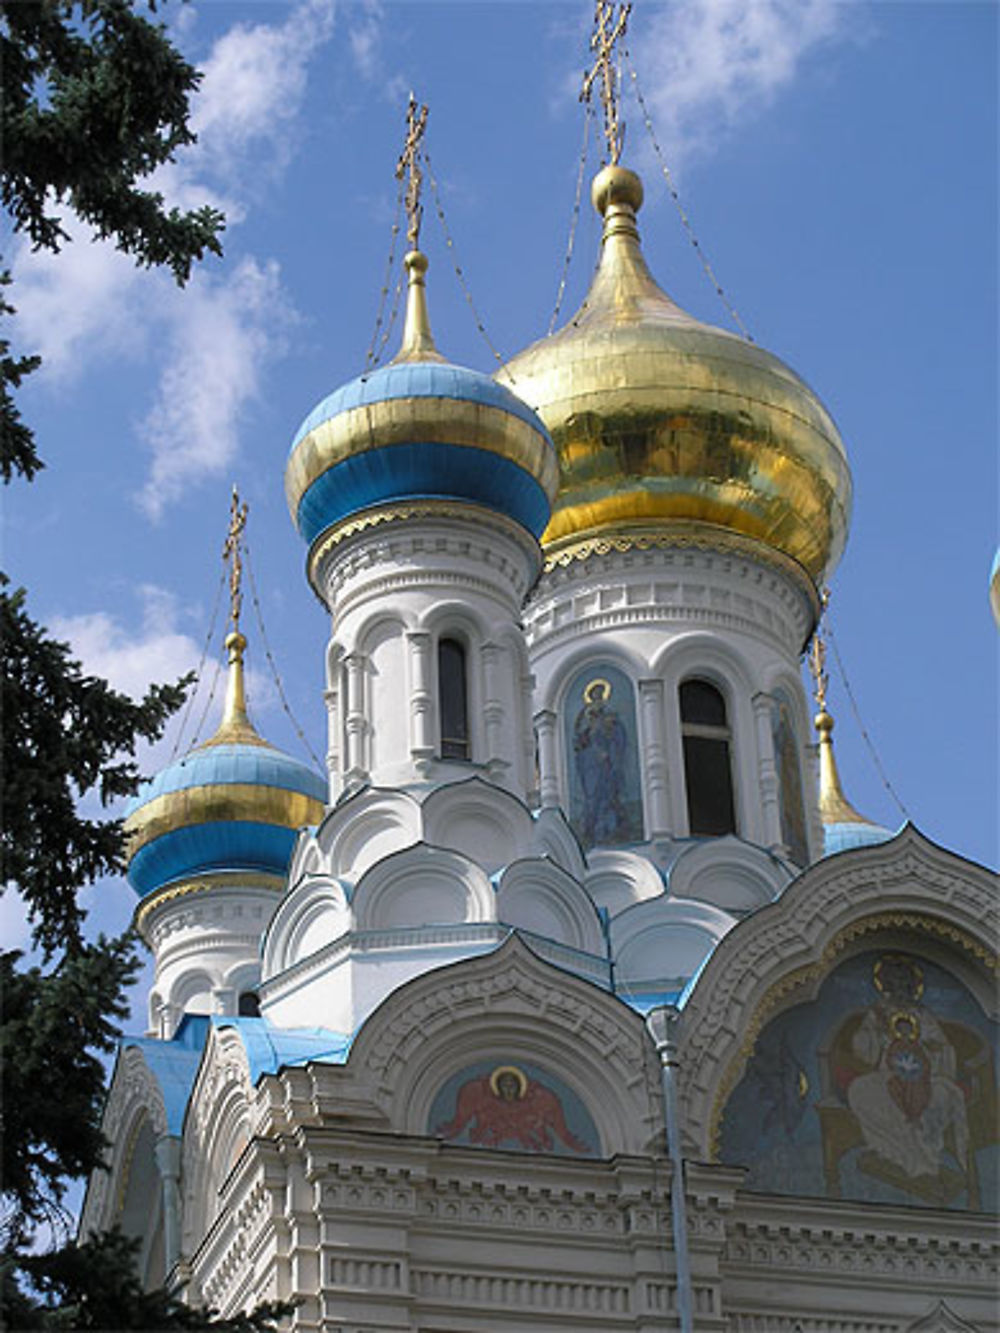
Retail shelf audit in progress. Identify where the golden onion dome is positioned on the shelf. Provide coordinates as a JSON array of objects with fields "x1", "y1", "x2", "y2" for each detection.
[{"x1": 497, "y1": 165, "x2": 852, "y2": 583}]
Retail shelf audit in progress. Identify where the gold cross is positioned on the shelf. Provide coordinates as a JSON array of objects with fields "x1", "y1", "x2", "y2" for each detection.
[
  {"x1": 222, "y1": 485, "x2": 249, "y2": 634},
  {"x1": 580, "y1": 1, "x2": 631, "y2": 166},
  {"x1": 396, "y1": 92, "x2": 429, "y2": 250}
]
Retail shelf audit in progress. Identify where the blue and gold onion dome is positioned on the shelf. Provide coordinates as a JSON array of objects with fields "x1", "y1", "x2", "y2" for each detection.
[
  {"x1": 123, "y1": 631, "x2": 326, "y2": 900},
  {"x1": 285, "y1": 250, "x2": 559, "y2": 553},
  {"x1": 498, "y1": 166, "x2": 852, "y2": 584}
]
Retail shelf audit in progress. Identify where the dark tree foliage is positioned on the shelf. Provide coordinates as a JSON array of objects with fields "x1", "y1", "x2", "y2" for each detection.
[
  {"x1": 0, "y1": 0, "x2": 225, "y2": 481},
  {"x1": 3, "y1": 1230, "x2": 293, "y2": 1329},
  {"x1": 1, "y1": 578, "x2": 191, "y2": 953},
  {"x1": 0, "y1": 272, "x2": 42, "y2": 482},
  {"x1": 0, "y1": 939, "x2": 138, "y2": 1243},
  {"x1": 1, "y1": 0, "x2": 224, "y2": 272},
  {"x1": 0, "y1": 5, "x2": 291, "y2": 1327}
]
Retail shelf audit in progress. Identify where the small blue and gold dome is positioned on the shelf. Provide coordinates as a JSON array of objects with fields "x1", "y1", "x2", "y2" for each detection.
[
  {"x1": 815, "y1": 707, "x2": 893, "y2": 857},
  {"x1": 285, "y1": 251, "x2": 559, "y2": 554},
  {"x1": 123, "y1": 631, "x2": 326, "y2": 902}
]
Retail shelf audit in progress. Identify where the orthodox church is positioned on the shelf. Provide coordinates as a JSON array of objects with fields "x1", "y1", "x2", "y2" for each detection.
[{"x1": 81, "y1": 18, "x2": 997, "y2": 1331}]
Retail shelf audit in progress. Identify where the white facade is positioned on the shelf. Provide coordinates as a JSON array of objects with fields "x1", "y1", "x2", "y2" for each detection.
[
  {"x1": 138, "y1": 877, "x2": 283, "y2": 1037},
  {"x1": 529, "y1": 533, "x2": 821, "y2": 863},
  {"x1": 315, "y1": 504, "x2": 540, "y2": 803},
  {"x1": 85, "y1": 831, "x2": 998, "y2": 1331}
]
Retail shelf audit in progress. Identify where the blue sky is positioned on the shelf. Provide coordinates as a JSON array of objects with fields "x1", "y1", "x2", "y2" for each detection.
[{"x1": 4, "y1": 1, "x2": 997, "y2": 981}]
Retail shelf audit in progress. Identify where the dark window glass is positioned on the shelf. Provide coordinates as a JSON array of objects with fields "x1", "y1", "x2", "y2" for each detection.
[
  {"x1": 680, "y1": 679, "x2": 736, "y2": 836},
  {"x1": 680, "y1": 678, "x2": 728, "y2": 727},
  {"x1": 238, "y1": 991, "x2": 261, "y2": 1017},
  {"x1": 439, "y1": 637, "x2": 469, "y2": 760}
]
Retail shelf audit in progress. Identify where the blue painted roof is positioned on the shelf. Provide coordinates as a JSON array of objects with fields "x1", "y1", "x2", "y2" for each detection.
[
  {"x1": 127, "y1": 820, "x2": 304, "y2": 897},
  {"x1": 126, "y1": 742, "x2": 326, "y2": 814},
  {"x1": 117, "y1": 1015, "x2": 351, "y2": 1134},
  {"x1": 294, "y1": 439, "x2": 551, "y2": 545},
  {"x1": 823, "y1": 820, "x2": 895, "y2": 856},
  {"x1": 211, "y1": 1017, "x2": 351, "y2": 1083},
  {"x1": 291, "y1": 360, "x2": 545, "y2": 452},
  {"x1": 120, "y1": 1030, "x2": 206, "y2": 1134}
]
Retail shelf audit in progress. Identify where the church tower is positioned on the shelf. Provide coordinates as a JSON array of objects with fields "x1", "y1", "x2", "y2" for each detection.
[
  {"x1": 122, "y1": 492, "x2": 326, "y2": 1037},
  {"x1": 500, "y1": 157, "x2": 849, "y2": 892},
  {"x1": 285, "y1": 100, "x2": 556, "y2": 805}
]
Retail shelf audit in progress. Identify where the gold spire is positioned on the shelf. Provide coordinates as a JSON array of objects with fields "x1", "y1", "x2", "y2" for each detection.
[
  {"x1": 808, "y1": 621, "x2": 868, "y2": 826},
  {"x1": 581, "y1": 1, "x2": 631, "y2": 166},
  {"x1": 583, "y1": 160, "x2": 690, "y2": 326},
  {"x1": 393, "y1": 249, "x2": 445, "y2": 364},
  {"x1": 205, "y1": 486, "x2": 267, "y2": 748},
  {"x1": 391, "y1": 94, "x2": 444, "y2": 365}
]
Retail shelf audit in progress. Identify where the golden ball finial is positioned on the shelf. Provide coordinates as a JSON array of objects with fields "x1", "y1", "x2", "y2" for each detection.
[
  {"x1": 591, "y1": 164, "x2": 643, "y2": 217},
  {"x1": 814, "y1": 708, "x2": 834, "y2": 737}
]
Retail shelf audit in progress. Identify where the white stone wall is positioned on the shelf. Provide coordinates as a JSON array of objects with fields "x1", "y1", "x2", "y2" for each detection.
[
  {"x1": 139, "y1": 879, "x2": 283, "y2": 1037},
  {"x1": 312, "y1": 509, "x2": 540, "y2": 802}
]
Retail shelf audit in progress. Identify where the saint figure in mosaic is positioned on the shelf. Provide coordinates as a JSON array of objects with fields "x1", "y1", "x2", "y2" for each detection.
[{"x1": 435, "y1": 1064, "x2": 592, "y2": 1154}]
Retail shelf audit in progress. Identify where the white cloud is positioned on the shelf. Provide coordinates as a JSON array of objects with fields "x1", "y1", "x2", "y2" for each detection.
[
  {"x1": 9, "y1": 215, "x2": 150, "y2": 380},
  {"x1": 137, "y1": 257, "x2": 294, "y2": 519},
  {"x1": 348, "y1": 0, "x2": 407, "y2": 102},
  {"x1": 48, "y1": 584, "x2": 277, "y2": 779},
  {"x1": 10, "y1": 0, "x2": 341, "y2": 506},
  {"x1": 187, "y1": 0, "x2": 337, "y2": 191},
  {"x1": 0, "y1": 886, "x2": 36, "y2": 956},
  {"x1": 50, "y1": 585, "x2": 199, "y2": 702},
  {"x1": 629, "y1": 0, "x2": 847, "y2": 169}
]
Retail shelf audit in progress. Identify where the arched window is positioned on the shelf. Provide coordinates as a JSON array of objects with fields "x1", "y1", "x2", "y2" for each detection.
[
  {"x1": 237, "y1": 991, "x2": 261, "y2": 1017},
  {"x1": 680, "y1": 679, "x2": 736, "y2": 836},
  {"x1": 438, "y1": 637, "x2": 470, "y2": 760}
]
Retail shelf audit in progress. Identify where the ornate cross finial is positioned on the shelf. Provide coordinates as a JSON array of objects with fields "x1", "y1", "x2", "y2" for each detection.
[
  {"x1": 222, "y1": 485, "x2": 249, "y2": 634},
  {"x1": 396, "y1": 92, "x2": 429, "y2": 250},
  {"x1": 808, "y1": 586, "x2": 832, "y2": 712},
  {"x1": 581, "y1": 1, "x2": 631, "y2": 166}
]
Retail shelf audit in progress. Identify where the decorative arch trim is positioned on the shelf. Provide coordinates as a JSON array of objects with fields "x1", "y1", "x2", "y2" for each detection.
[
  {"x1": 675, "y1": 825, "x2": 998, "y2": 1160},
  {"x1": 348, "y1": 934, "x2": 663, "y2": 1157}
]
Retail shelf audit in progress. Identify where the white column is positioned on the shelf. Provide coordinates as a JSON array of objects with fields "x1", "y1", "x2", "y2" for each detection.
[
  {"x1": 534, "y1": 709, "x2": 560, "y2": 809},
  {"x1": 638, "y1": 678, "x2": 671, "y2": 838},
  {"x1": 343, "y1": 652, "x2": 369, "y2": 786},
  {"x1": 323, "y1": 686, "x2": 341, "y2": 801},
  {"x1": 752, "y1": 691, "x2": 786, "y2": 853},
  {"x1": 521, "y1": 668, "x2": 537, "y2": 801},
  {"x1": 154, "y1": 1136, "x2": 183, "y2": 1278},
  {"x1": 406, "y1": 630, "x2": 434, "y2": 774},
  {"x1": 481, "y1": 641, "x2": 509, "y2": 780},
  {"x1": 158, "y1": 999, "x2": 182, "y2": 1040},
  {"x1": 645, "y1": 1007, "x2": 694, "y2": 1333}
]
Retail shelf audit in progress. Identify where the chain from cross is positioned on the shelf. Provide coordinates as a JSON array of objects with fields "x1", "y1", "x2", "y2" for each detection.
[
  {"x1": 580, "y1": 1, "x2": 631, "y2": 166},
  {"x1": 808, "y1": 588, "x2": 832, "y2": 710},
  {"x1": 396, "y1": 92, "x2": 429, "y2": 250},
  {"x1": 222, "y1": 485, "x2": 249, "y2": 634}
]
